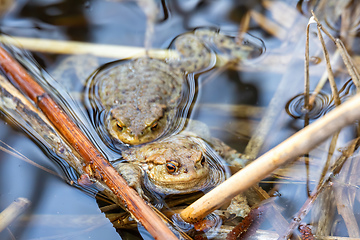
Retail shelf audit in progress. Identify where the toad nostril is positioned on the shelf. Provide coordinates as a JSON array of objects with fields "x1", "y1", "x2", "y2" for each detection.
[{"x1": 184, "y1": 168, "x2": 188, "y2": 173}]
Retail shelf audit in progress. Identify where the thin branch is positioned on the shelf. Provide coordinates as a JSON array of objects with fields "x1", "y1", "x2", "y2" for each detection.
[
  {"x1": 249, "y1": 10, "x2": 287, "y2": 40},
  {"x1": 311, "y1": 10, "x2": 360, "y2": 90},
  {"x1": 237, "y1": 11, "x2": 250, "y2": 43},
  {"x1": 304, "y1": 19, "x2": 311, "y2": 110},
  {"x1": 311, "y1": 11, "x2": 336, "y2": 43},
  {"x1": 0, "y1": 35, "x2": 164, "y2": 59},
  {"x1": 318, "y1": 132, "x2": 339, "y2": 186},
  {"x1": 316, "y1": 23, "x2": 341, "y2": 106},
  {"x1": 334, "y1": 39, "x2": 360, "y2": 90},
  {"x1": 180, "y1": 93, "x2": 360, "y2": 223},
  {"x1": 0, "y1": 46, "x2": 177, "y2": 240}
]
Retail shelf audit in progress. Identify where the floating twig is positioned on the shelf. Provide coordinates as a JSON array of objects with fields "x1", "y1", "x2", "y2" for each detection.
[
  {"x1": 0, "y1": 36, "x2": 152, "y2": 59},
  {"x1": 0, "y1": 46, "x2": 177, "y2": 240},
  {"x1": 180, "y1": 93, "x2": 360, "y2": 223}
]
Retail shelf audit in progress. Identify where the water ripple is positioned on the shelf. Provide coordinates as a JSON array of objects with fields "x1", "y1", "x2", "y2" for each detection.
[{"x1": 285, "y1": 92, "x2": 332, "y2": 120}]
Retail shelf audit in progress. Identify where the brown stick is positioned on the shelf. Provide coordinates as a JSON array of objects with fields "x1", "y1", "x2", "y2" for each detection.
[
  {"x1": 180, "y1": 93, "x2": 360, "y2": 223},
  {"x1": 0, "y1": 46, "x2": 177, "y2": 240},
  {"x1": 316, "y1": 25, "x2": 341, "y2": 106}
]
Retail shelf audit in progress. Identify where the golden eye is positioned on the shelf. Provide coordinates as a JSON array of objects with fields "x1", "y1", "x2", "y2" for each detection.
[
  {"x1": 116, "y1": 122, "x2": 123, "y2": 131},
  {"x1": 151, "y1": 122, "x2": 158, "y2": 131},
  {"x1": 166, "y1": 162, "x2": 177, "y2": 173},
  {"x1": 200, "y1": 154, "x2": 206, "y2": 166}
]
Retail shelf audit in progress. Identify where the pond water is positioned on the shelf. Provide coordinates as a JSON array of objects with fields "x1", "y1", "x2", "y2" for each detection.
[{"x1": 0, "y1": 0, "x2": 358, "y2": 239}]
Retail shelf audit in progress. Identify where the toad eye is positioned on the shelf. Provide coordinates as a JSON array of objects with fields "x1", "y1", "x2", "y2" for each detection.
[
  {"x1": 150, "y1": 122, "x2": 158, "y2": 131},
  {"x1": 200, "y1": 154, "x2": 206, "y2": 166},
  {"x1": 166, "y1": 162, "x2": 177, "y2": 173},
  {"x1": 116, "y1": 122, "x2": 124, "y2": 131}
]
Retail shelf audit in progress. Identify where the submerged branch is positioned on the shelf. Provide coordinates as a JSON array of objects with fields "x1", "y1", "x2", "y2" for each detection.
[
  {"x1": 180, "y1": 93, "x2": 360, "y2": 223},
  {"x1": 0, "y1": 75, "x2": 84, "y2": 175},
  {"x1": 198, "y1": 103, "x2": 263, "y2": 119},
  {"x1": 0, "y1": 46, "x2": 177, "y2": 240},
  {"x1": 280, "y1": 137, "x2": 360, "y2": 239},
  {"x1": 0, "y1": 197, "x2": 31, "y2": 232}
]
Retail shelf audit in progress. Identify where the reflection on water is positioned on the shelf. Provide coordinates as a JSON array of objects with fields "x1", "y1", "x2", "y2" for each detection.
[
  {"x1": 285, "y1": 92, "x2": 333, "y2": 120},
  {"x1": 285, "y1": 78, "x2": 356, "y2": 120}
]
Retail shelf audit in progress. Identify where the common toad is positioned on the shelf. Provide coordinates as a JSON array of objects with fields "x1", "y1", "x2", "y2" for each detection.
[
  {"x1": 90, "y1": 29, "x2": 252, "y2": 145},
  {"x1": 115, "y1": 130, "x2": 229, "y2": 197}
]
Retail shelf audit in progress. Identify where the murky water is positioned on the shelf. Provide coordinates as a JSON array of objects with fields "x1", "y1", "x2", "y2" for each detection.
[{"x1": 0, "y1": 0, "x2": 359, "y2": 239}]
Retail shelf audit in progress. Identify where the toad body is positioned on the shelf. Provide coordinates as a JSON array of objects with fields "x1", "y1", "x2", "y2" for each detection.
[
  {"x1": 114, "y1": 121, "x2": 245, "y2": 197},
  {"x1": 90, "y1": 29, "x2": 252, "y2": 145},
  {"x1": 116, "y1": 133, "x2": 212, "y2": 196}
]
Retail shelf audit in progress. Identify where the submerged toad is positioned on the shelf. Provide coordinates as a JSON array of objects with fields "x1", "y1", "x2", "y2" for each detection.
[
  {"x1": 89, "y1": 29, "x2": 253, "y2": 146},
  {"x1": 115, "y1": 132, "x2": 228, "y2": 197}
]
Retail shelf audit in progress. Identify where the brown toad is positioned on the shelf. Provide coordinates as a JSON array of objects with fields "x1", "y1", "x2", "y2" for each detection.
[
  {"x1": 89, "y1": 29, "x2": 252, "y2": 146},
  {"x1": 115, "y1": 131, "x2": 228, "y2": 196},
  {"x1": 114, "y1": 120, "x2": 249, "y2": 198}
]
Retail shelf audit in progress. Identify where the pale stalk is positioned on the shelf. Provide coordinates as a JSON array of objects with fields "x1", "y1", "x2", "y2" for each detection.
[
  {"x1": 180, "y1": 93, "x2": 360, "y2": 223},
  {"x1": 0, "y1": 198, "x2": 31, "y2": 232}
]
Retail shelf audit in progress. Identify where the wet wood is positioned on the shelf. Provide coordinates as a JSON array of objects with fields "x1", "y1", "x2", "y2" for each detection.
[
  {"x1": 0, "y1": 74, "x2": 129, "y2": 208},
  {"x1": 0, "y1": 197, "x2": 31, "y2": 232},
  {"x1": 0, "y1": 75, "x2": 85, "y2": 175},
  {"x1": 180, "y1": 93, "x2": 360, "y2": 223},
  {"x1": 0, "y1": 46, "x2": 177, "y2": 240}
]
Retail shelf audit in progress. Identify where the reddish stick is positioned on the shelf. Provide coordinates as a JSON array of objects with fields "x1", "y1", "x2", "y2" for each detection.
[{"x1": 0, "y1": 46, "x2": 177, "y2": 240}]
